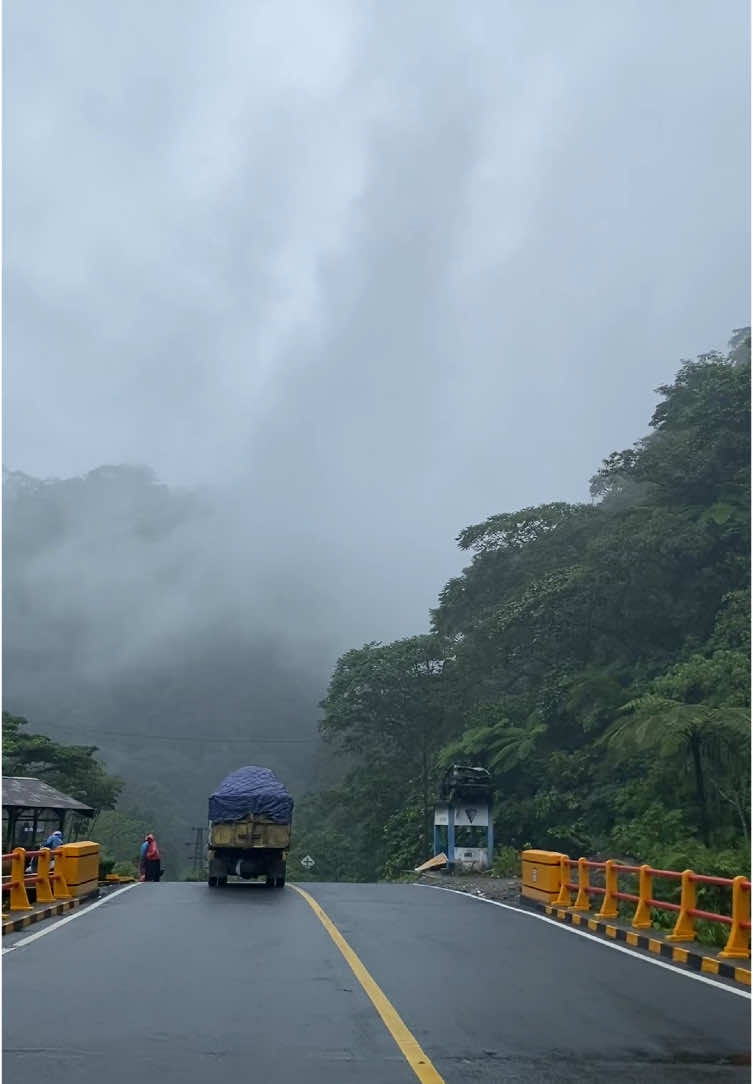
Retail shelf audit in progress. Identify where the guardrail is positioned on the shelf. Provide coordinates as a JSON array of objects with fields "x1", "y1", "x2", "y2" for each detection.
[
  {"x1": 520, "y1": 850, "x2": 750, "y2": 960},
  {"x1": 2, "y1": 847, "x2": 71, "y2": 912},
  {"x1": 548, "y1": 854, "x2": 750, "y2": 959}
]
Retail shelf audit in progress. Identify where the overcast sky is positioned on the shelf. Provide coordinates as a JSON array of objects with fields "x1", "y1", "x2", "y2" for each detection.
[{"x1": 4, "y1": 0, "x2": 750, "y2": 647}]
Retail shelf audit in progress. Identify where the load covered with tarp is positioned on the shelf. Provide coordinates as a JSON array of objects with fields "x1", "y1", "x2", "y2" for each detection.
[{"x1": 208, "y1": 766, "x2": 294, "y2": 825}]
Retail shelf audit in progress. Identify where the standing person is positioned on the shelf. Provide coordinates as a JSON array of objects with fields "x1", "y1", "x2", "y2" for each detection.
[
  {"x1": 42, "y1": 829, "x2": 64, "y2": 851},
  {"x1": 139, "y1": 833, "x2": 162, "y2": 882}
]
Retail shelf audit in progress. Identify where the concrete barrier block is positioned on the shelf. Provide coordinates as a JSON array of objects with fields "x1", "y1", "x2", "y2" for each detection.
[{"x1": 521, "y1": 849, "x2": 564, "y2": 904}]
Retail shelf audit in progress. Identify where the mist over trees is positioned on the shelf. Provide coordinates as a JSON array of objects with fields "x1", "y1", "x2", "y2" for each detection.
[
  {"x1": 3, "y1": 331, "x2": 750, "y2": 881},
  {"x1": 2, "y1": 467, "x2": 331, "y2": 876},
  {"x1": 296, "y1": 331, "x2": 751, "y2": 881}
]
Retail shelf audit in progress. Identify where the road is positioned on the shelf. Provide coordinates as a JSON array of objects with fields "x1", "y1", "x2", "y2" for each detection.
[{"x1": 3, "y1": 881, "x2": 750, "y2": 1082}]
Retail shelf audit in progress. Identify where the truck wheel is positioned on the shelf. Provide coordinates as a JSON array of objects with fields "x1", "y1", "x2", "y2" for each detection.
[
  {"x1": 265, "y1": 875, "x2": 275, "y2": 887},
  {"x1": 208, "y1": 876, "x2": 217, "y2": 888},
  {"x1": 275, "y1": 874, "x2": 286, "y2": 887}
]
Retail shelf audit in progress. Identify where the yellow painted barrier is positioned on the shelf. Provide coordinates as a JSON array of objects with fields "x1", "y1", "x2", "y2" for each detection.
[
  {"x1": 524, "y1": 849, "x2": 751, "y2": 960},
  {"x1": 520, "y1": 850, "x2": 563, "y2": 904},
  {"x1": 554, "y1": 855, "x2": 572, "y2": 906},
  {"x1": 573, "y1": 857, "x2": 591, "y2": 911},
  {"x1": 2, "y1": 845, "x2": 79, "y2": 913},
  {"x1": 719, "y1": 877, "x2": 752, "y2": 959},
  {"x1": 57, "y1": 842, "x2": 99, "y2": 899},
  {"x1": 34, "y1": 848, "x2": 55, "y2": 904},
  {"x1": 632, "y1": 865, "x2": 653, "y2": 928},
  {"x1": 595, "y1": 859, "x2": 619, "y2": 920},
  {"x1": 7, "y1": 849, "x2": 32, "y2": 912},
  {"x1": 51, "y1": 856, "x2": 72, "y2": 900},
  {"x1": 667, "y1": 870, "x2": 697, "y2": 942}
]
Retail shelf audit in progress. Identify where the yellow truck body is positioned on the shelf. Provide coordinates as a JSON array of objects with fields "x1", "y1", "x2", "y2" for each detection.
[
  {"x1": 208, "y1": 814, "x2": 292, "y2": 887},
  {"x1": 208, "y1": 816, "x2": 291, "y2": 851}
]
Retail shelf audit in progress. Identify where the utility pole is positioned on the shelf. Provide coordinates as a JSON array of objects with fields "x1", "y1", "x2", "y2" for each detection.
[
  {"x1": 193, "y1": 826, "x2": 205, "y2": 878},
  {"x1": 184, "y1": 826, "x2": 206, "y2": 879}
]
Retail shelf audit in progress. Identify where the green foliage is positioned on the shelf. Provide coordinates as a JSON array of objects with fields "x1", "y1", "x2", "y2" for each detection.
[
  {"x1": 287, "y1": 791, "x2": 375, "y2": 882},
  {"x1": 308, "y1": 330, "x2": 751, "y2": 880},
  {"x1": 492, "y1": 846, "x2": 519, "y2": 877},
  {"x1": 382, "y1": 799, "x2": 427, "y2": 880},
  {"x1": 112, "y1": 860, "x2": 139, "y2": 878},
  {"x1": 88, "y1": 808, "x2": 153, "y2": 869},
  {"x1": 316, "y1": 635, "x2": 457, "y2": 876},
  {"x1": 2, "y1": 711, "x2": 122, "y2": 811},
  {"x1": 99, "y1": 855, "x2": 116, "y2": 878}
]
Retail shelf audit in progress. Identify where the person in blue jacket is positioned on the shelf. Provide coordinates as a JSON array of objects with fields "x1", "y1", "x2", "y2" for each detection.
[
  {"x1": 139, "y1": 833, "x2": 162, "y2": 882},
  {"x1": 27, "y1": 828, "x2": 63, "y2": 873}
]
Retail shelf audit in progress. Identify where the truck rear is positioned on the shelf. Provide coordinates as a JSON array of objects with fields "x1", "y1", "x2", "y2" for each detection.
[{"x1": 207, "y1": 766, "x2": 293, "y2": 889}]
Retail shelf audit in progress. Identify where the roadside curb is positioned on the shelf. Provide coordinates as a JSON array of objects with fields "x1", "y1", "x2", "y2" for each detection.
[
  {"x1": 524, "y1": 897, "x2": 751, "y2": 989},
  {"x1": 2, "y1": 898, "x2": 80, "y2": 935}
]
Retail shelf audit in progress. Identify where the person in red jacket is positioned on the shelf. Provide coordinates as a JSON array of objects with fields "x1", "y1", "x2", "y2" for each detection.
[{"x1": 139, "y1": 834, "x2": 162, "y2": 882}]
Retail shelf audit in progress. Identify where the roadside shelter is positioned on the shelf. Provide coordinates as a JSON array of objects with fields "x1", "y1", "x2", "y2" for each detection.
[{"x1": 2, "y1": 776, "x2": 94, "y2": 851}]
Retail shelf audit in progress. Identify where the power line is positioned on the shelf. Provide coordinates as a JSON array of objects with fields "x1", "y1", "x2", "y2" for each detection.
[{"x1": 47, "y1": 726, "x2": 319, "y2": 745}]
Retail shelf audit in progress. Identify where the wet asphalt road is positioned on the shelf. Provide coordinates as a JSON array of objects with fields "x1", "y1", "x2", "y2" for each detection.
[{"x1": 3, "y1": 881, "x2": 750, "y2": 1082}]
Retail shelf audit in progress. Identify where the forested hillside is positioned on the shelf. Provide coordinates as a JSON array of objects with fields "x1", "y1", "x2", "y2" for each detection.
[
  {"x1": 2, "y1": 466, "x2": 330, "y2": 876},
  {"x1": 292, "y1": 331, "x2": 751, "y2": 881},
  {"x1": 4, "y1": 332, "x2": 749, "y2": 882}
]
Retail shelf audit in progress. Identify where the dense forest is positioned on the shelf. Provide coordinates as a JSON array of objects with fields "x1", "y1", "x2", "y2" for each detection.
[
  {"x1": 3, "y1": 331, "x2": 750, "y2": 884},
  {"x1": 291, "y1": 330, "x2": 751, "y2": 882}
]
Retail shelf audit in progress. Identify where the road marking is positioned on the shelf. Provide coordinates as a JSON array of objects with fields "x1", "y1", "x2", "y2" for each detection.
[
  {"x1": 2, "y1": 884, "x2": 139, "y2": 954},
  {"x1": 415, "y1": 884, "x2": 751, "y2": 1000},
  {"x1": 291, "y1": 884, "x2": 445, "y2": 1084}
]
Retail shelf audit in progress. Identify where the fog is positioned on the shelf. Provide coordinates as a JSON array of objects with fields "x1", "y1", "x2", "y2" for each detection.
[{"x1": 3, "y1": 2, "x2": 749, "y2": 819}]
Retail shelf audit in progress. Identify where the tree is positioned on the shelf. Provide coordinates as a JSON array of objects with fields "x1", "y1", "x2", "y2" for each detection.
[
  {"x1": 2, "y1": 711, "x2": 122, "y2": 813},
  {"x1": 320, "y1": 635, "x2": 455, "y2": 867},
  {"x1": 313, "y1": 330, "x2": 750, "y2": 877}
]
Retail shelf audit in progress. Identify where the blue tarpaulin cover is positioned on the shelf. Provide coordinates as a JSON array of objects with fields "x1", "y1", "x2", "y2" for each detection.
[{"x1": 209, "y1": 766, "x2": 294, "y2": 824}]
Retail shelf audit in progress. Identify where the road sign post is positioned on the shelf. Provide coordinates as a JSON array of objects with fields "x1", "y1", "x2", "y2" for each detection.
[{"x1": 434, "y1": 766, "x2": 493, "y2": 873}]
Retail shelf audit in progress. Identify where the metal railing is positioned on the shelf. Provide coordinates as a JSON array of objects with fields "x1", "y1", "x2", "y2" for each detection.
[
  {"x1": 553, "y1": 855, "x2": 750, "y2": 959},
  {"x1": 2, "y1": 847, "x2": 71, "y2": 913}
]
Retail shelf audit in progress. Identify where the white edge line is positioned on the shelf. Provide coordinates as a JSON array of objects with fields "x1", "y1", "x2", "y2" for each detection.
[
  {"x1": 2, "y1": 883, "x2": 140, "y2": 953},
  {"x1": 414, "y1": 883, "x2": 751, "y2": 1000}
]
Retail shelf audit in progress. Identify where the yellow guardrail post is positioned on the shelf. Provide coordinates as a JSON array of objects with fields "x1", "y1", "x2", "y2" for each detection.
[
  {"x1": 667, "y1": 869, "x2": 696, "y2": 941},
  {"x1": 596, "y1": 859, "x2": 619, "y2": 919},
  {"x1": 52, "y1": 853, "x2": 72, "y2": 900},
  {"x1": 554, "y1": 855, "x2": 572, "y2": 906},
  {"x1": 9, "y1": 848, "x2": 32, "y2": 912},
  {"x1": 719, "y1": 876, "x2": 751, "y2": 959},
  {"x1": 573, "y1": 857, "x2": 591, "y2": 911},
  {"x1": 35, "y1": 848, "x2": 55, "y2": 904},
  {"x1": 631, "y1": 864, "x2": 653, "y2": 928}
]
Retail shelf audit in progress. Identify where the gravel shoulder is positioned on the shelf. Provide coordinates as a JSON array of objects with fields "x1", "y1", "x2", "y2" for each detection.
[{"x1": 413, "y1": 870, "x2": 521, "y2": 903}]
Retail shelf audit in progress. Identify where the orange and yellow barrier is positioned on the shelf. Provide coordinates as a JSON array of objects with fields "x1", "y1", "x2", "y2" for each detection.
[
  {"x1": 2, "y1": 843, "x2": 101, "y2": 914},
  {"x1": 522, "y1": 850, "x2": 750, "y2": 960}
]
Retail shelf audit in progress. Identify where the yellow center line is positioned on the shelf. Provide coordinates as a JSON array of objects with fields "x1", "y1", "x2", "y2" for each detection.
[{"x1": 290, "y1": 884, "x2": 445, "y2": 1084}]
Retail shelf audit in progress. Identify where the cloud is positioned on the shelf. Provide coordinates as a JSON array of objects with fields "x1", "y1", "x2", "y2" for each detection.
[{"x1": 4, "y1": 0, "x2": 750, "y2": 655}]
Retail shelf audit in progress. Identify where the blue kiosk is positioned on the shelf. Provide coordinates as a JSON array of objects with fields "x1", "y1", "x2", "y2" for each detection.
[{"x1": 433, "y1": 765, "x2": 493, "y2": 873}]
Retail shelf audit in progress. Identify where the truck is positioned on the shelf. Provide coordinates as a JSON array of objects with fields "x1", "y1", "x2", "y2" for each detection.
[{"x1": 207, "y1": 766, "x2": 293, "y2": 889}]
